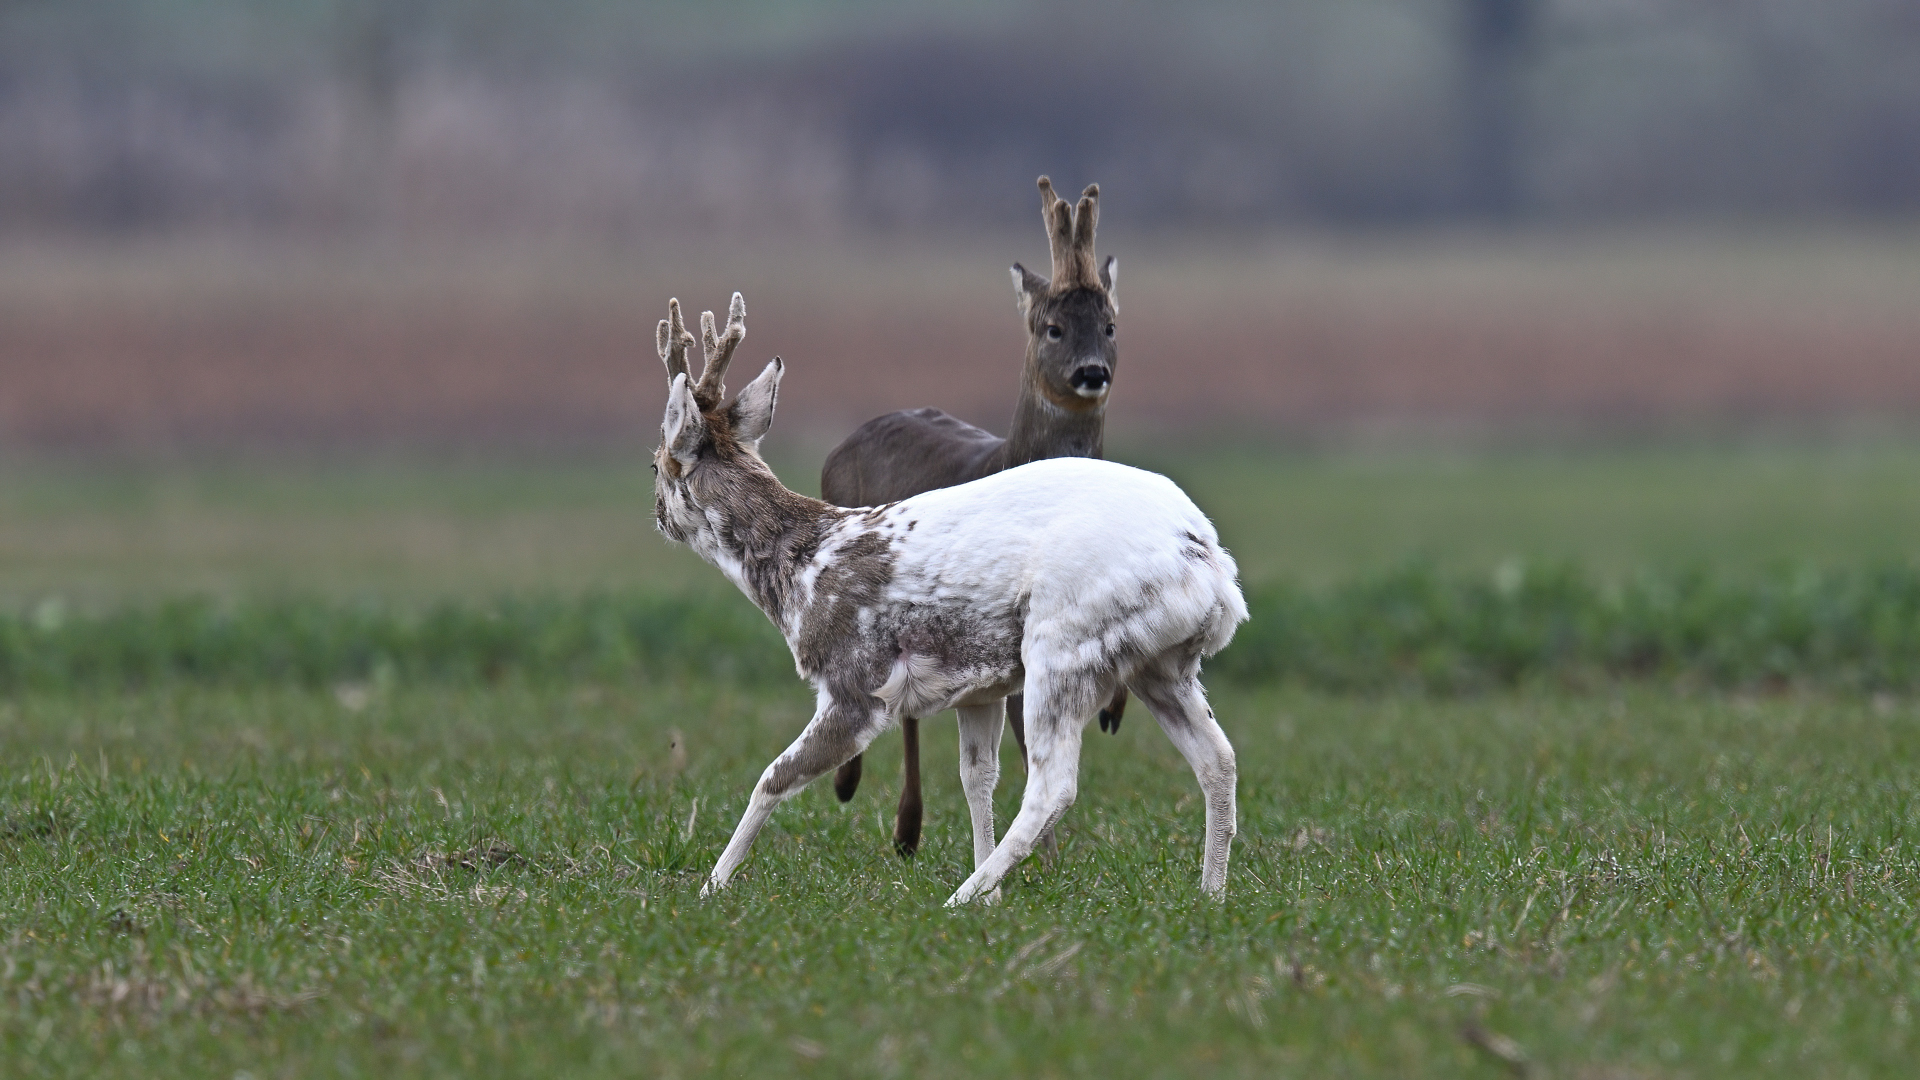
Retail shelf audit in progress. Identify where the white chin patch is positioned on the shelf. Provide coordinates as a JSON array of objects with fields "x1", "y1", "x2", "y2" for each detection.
[{"x1": 1074, "y1": 385, "x2": 1109, "y2": 399}]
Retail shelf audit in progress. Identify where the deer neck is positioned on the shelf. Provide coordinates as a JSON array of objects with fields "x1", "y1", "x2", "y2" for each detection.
[
  {"x1": 1002, "y1": 362, "x2": 1106, "y2": 468},
  {"x1": 683, "y1": 460, "x2": 840, "y2": 629}
]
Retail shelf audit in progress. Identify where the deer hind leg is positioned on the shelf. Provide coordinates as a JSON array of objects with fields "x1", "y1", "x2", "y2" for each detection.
[
  {"x1": 893, "y1": 716, "x2": 924, "y2": 857},
  {"x1": 832, "y1": 755, "x2": 862, "y2": 802},
  {"x1": 1006, "y1": 693, "x2": 1028, "y2": 762},
  {"x1": 704, "y1": 698, "x2": 882, "y2": 896},
  {"x1": 946, "y1": 671, "x2": 1097, "y2": 906},
  {"x1": 1131, "y1": 673, "x2": 1237, "y2": 897},
  {"x1": 1003, "y1": 692, "x2": 1059, "y2": 860},
  {"x1": 955, "y1": 701, "x2": 1006, "y2": 870},
  {"x1": 1098, "y1": 687, "x2": 1129, "y2": 734}
]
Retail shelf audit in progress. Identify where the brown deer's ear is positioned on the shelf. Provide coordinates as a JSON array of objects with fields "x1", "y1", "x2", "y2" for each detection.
[
  {"x1": 1011, "y1": 262, "x2": 1049, "y2": 313},
  {"x1": 662, "y1": 372, "x2": 706, "y2": 468},
  {"x1": 1099, "y1": 255, "x2": 1117, "y2": 298},
  {"x1": 727, "y1": 357, "x2": 784, "y2": 448}
]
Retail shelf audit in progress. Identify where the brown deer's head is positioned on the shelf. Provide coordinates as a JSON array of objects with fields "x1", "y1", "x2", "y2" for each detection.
[
  {"x1": 652, "y1": 293, "x2": 785, "y2": 543},
  {"x1": 1011, "y1": 176, "x2": 1118, "y2": 411}
]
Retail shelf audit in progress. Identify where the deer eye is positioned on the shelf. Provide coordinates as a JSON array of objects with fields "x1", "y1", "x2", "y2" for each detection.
[
  {"x1": 1046, "y1": 325, "x2": 1063, "y2": 341},
  {"x1": 1104, "y1": 323, "x2": 1116, "y2": 338}
]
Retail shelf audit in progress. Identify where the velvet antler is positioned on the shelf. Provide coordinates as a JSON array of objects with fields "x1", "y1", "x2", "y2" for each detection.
[
  {"x1": 657, "y1": 298, "x2": 697, "y2": 382},
  {"x1": 1037, "y1": 176, "x2": 1102, "y2": 291},
  {"x1": 692, "y1": 291, "x2": 746, "y2": 409}
]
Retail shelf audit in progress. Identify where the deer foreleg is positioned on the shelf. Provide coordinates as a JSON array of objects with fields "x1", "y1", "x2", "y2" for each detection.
[
  {"x1": 704, "y1": 699, "x2": 881, "y2": 896},
  {"x1": 955, "y1": 700, "x2": 1006, "y2": 870}
]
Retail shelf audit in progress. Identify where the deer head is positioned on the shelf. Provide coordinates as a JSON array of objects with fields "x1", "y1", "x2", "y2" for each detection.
[
  {"x1": 653, "y1": 293, "x2": 785, "y2": 543},
  {"x1": 1011, "y1": 176, "x2": 1118, "y2": 410}
]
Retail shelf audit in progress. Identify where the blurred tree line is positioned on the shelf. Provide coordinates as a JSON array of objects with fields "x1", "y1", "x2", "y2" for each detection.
[{"x1": 1, "y1": 0, "x2": 1917, "y2": 235}]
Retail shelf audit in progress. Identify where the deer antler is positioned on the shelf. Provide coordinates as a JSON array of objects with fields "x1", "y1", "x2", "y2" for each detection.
[
  {"x1": 657, "y1": 298, "x2": 696, "y2": 382},
  {"x1": 1072, "y1": 183, "x2": 1099, "y2": 263},
  {"x1": 1038, "y1": 176, "x2": 1101, "y2": 291},
  {"x1": 692, "y1": 291, "x2": 746, "y2": 408}
]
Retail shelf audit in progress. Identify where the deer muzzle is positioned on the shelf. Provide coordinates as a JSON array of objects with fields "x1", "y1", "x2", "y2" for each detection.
[{"x1": 1070, "y1": 364, "x2": 1112, "y2": 398}]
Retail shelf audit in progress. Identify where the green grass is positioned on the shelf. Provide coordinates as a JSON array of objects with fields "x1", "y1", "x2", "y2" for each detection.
[
  {"x1": 1142, "y1": 441, "x2": 1920, "y2": 584},
  {"x1": 6, "y1": 440, "x2": 1920, "y2": 604},
  {"x1": 0, "y1": 459, "x2": 705, "y2": 605},
  {"x1": 3, "y1": 444, "x2": 1919, "y2": 1075},
  {"x1": 3, "y1": 682, "x2": 1919, "y2": 1077},
  {"x1": 9, "y1": 562, "x2": 1920, "y2": 693}
]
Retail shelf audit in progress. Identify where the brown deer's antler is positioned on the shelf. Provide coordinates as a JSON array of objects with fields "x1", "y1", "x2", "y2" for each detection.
[
  {"x1": 692, "y1": 291, "x2": 746, "y2": 408},
  {"x1": 1038, "y1": 176, "x2": 1102, "y2": 291},
  {"x1": 657, "y1": 298, "x2": 696, "y2": 382},
  {"x1": 1039, "y1": 177, "x2": 1071, "y2": 283},
  {"x1": 1072, "y1": 183, "x2": 1099, "y2": 262}
]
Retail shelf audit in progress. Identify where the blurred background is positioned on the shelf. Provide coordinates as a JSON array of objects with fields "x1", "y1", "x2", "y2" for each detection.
[{"x1": 3, "y1": 0, "x2": 1920, "y2": 602}]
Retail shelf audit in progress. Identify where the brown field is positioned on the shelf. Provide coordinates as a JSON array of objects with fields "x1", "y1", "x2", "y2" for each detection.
[{"x1": 4, "y1": 227, "x2": 1920, "y2": 453}]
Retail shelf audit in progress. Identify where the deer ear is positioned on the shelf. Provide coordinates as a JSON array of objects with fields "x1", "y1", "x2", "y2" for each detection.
[
  {"x1": 662, "y1": 372, "x2": 705, "y2": 467},
  {"x1": 727, "y1": 358, "x2": 783, "y2": 448},
  {"x1": 1099, "y1": 255, "x2": 1117, "y2": 299},
  {"x1": 1011, "y1": 262, "x2": 1049, "y2": 313}
]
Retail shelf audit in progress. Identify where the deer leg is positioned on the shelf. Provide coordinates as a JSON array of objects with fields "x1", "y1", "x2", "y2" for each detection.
[
  {"x1": 1006, "y1": 693, "x2": 1030, "y2": 764},
  {"x1": 955, "y1": 701, "x2": 1006, "y2": 870},
  {"x1": 1098, "y1": 687, "x2": 1129, "y2": 734},
  {"x1": 946, "y1": 673, "x2": 1095, "y2": 906},
  {"x1": 1002, "y1": 692, "x2": 1061, "y2": 859},
  {"x1": 893, "y1": 716, "x2": 924, "y2": 857},
  {"x1": 832, "y1": 754, "x2": 862, "y2": 802},
  {"x1": 1131, "y1": 675, "x2": 1237, "y2": 898},
  {"x1": 704, "y1": 698, "x2": 881, "y2": 896}
]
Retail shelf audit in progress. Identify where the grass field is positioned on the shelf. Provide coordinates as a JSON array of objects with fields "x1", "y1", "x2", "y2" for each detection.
[
  {"x1": 3, "y1": 444, "x2": 1919, "y2": 1076},
  {"x1": 6, "y1": 439, "x2": 1920, "y2": 603},
  {"x1": 4, "y1": 683, "x2": 1918, "y2": 1077}
]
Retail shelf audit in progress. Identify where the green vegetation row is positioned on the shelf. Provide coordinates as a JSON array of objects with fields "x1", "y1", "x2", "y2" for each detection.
[{"x1": 5, "y1": 563, "x2": 1920, "y2": 694}]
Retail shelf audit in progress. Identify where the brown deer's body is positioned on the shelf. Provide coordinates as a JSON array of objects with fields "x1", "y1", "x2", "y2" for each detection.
[{"x1": 821, "y1": 177, "x2": 1125, "y2": 856}]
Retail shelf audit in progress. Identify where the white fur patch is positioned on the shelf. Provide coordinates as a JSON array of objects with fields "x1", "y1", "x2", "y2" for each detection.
[{"x1": 873, "y1": 652, "x2": 960, "y2": 717}]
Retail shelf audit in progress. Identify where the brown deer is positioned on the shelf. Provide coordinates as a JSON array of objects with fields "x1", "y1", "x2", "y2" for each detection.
[{"x1": 820, "y1": 176, "x2": 1127, "y2": 857}]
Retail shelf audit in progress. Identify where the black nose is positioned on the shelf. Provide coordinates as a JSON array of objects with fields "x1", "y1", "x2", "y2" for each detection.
[{"x1": 1070, "y1": 365, "x2": 1111, "y2": 391}]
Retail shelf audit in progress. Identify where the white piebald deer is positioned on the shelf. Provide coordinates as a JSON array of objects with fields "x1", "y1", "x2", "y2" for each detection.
[
  {"x1": 649, "y1": 293, "x2": 1244, "y2": 906},
  {"x1": 823, "y1": 176, "x2": 1128, "y2": 857}
]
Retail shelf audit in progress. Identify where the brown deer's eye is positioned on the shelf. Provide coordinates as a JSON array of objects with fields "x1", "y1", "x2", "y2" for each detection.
[
  {"x1": 1046, "y1": 325, "x2": 1063, "y2": 341},
  {"x1": 1105, "y1": 323, "x2": 1116, "y2": 337}
]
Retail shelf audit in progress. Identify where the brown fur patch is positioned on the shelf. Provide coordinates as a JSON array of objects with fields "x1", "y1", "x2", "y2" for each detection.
[{"x1": 792, "y1": 528, "x2": 896, "y2": 677}]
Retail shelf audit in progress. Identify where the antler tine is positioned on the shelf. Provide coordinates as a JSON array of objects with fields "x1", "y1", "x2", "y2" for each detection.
[
  {"x1": 1072, "y1": 183, "x2": 1099, "y2": 264},
  {"x1": 1038, "y1": 175, "x2": 1076, "y2": 287},
  {"x1": 658, "y1": 298, "x2": 694, "y2": 381},
  {"x1": 692, "y1": 291, "x2": 746, "y2": 406}
]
